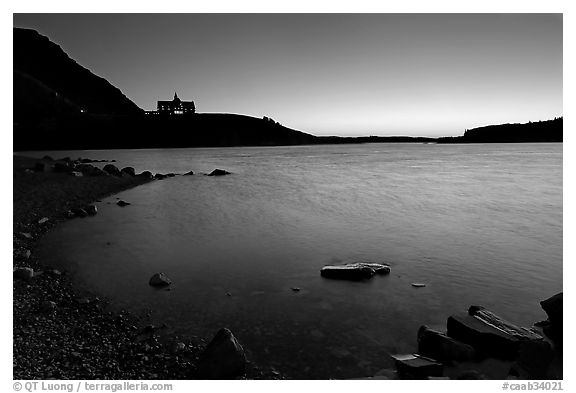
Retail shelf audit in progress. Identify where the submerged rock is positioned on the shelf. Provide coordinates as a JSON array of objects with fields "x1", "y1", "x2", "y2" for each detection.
[
  {"x1": 196, "y1": 328, "x2": 247, "y2": 379},
  {"x1": 417, "y1": 325, "x2": 476, "y2": 362},
  {"x1": 149, "y1": 273, "x2": 172, "y2": 287},
  {"x1": 206, "y1": 169, "x2": 231, "y2": 176},
  {"x1": 320, "y1": 262, "x2": 391, "y2": 281}
]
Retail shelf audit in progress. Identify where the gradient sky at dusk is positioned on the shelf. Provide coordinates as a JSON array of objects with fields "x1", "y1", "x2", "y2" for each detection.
[{"x1": 13, "y1": 13, "x2": 562, "y2": 136}]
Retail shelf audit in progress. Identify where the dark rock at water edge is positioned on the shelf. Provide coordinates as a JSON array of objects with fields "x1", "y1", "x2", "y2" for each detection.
[
  {"x1": 206, "y1": 169, "x2": 231, "y2": 176},
  {"x1": 117, "y1": 200, "x2": 131, "y2": 207},
  {"x1": 392, "y1": 354, "x2": 443, "y2": 380},
  {"x1": 183, "y1": 170, "x2": 194, "y2": 176},
  {"x1": 121, "y1": 167, "x2": 136, "y2": 176},
  {"x1": 320, "y1": 262, "x2": 391, "y2": 281},
  {"x1": 138, "y1": 171, "x2": 154, "y2": 180},
  {"x1": 446, "y1": 306, "x2": 541, "y2": 360},
  {"x1": 103, "y1": 164, "x2": 121, "y2": 176},
  {"x1": 508, "y1": 340, "x2": 554, "y2": 379},
  {"x1": 149, "y1": 273, "x2": 172, "y2": 287},
  {"x1": 53, "y1": 161, "x2": 73, "y2": 173},
  {"x1": 417, "y1": 325, "x2": 476, "y2": 362},
  {"x1": 85, "y1": 205, "x2": 97, "y2": 216},
  {"x1": 539, "y1": 293, "x2": 562, "y2": 345},
  {"x1": 154, "y1": 173, "x2": 168, "y2": 180},
  {"x1": 196, "y1": 328, "x2": 247, "y2": 379}
]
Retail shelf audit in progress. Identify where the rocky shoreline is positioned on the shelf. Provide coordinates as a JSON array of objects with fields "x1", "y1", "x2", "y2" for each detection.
[
  {"x1": 13, "y1": 155, "x2": 563, "y2": 380},
  {"x1": 13, "y1": 155, "x2": 275, "y2": 380}
]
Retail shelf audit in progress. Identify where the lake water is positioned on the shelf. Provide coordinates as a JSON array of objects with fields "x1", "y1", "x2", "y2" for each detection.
[{"x1": 31, "y1": 143, "x2": 562, "y2": 378}]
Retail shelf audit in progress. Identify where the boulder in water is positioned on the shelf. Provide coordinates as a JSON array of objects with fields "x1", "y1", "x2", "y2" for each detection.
[{"x1": 149, "y1": 273, "x2": 172, "y2": 287}]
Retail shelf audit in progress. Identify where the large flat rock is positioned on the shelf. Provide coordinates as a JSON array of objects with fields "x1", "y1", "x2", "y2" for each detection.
[
  {"x1": 447, "y1": 307, "x2": 541, "y2": 360},
  {"x1": 320, "y1": 262, "x2": 391, "y2": 281}
]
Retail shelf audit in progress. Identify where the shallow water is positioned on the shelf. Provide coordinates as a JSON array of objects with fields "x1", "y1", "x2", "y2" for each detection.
[{"x1": 32, "y1": 143, "x2": 562, "y2": 378}]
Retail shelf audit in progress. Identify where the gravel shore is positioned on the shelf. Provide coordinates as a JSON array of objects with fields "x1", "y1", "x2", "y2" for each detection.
[{"x1": 13, "y1": 155, "x2": 275, "y2": 380}]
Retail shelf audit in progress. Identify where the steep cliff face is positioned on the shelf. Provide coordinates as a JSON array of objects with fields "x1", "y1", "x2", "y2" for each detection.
[{"x1": 13, "y1": 28, "x2": 142, "y2": 118}]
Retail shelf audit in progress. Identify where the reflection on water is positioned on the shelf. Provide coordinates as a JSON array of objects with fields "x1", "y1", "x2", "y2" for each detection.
[{"x1": 35, "y1": 143, "x2": 562, "y2": 378}]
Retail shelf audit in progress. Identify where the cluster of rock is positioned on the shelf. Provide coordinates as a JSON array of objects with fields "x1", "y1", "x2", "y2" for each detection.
[
  {"x1": 30, "y1": 158, "x2": 234, "y2": 181},
  {"x1": 380, "y1": 294, "x2": 563, "y2": 380}
]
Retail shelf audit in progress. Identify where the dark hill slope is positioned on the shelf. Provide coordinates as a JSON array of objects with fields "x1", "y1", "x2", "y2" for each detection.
[
  {"x1": 14, "y1": 113, "x2": 318, "y2": 151},
  {"x1": 13, "y1": 28, "x2": 142, "y2": 117}
]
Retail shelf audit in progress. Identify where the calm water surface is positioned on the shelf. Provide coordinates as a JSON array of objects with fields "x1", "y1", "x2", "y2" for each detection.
[{"x1": 31, "y1": 143, "x2": 562, "y2": 378}]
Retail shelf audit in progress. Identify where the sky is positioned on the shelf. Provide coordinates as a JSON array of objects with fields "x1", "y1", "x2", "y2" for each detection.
[{"x1": 13, "y1": 13, "x2": 562, "y2": 137}]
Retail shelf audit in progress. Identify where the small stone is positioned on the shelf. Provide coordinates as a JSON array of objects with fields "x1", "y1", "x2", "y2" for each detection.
[
  {"x1": 291, "y1": 287, "x2": 301, "y2": 292},
  {"x1": 117, "y1": 200, "x2": 131, "y2": 207},
  {"x1": 149, "y1": 273, "x2": 172, "y2": 287},
  {"x1": 18, "y1": 232, "x2": 33, "y2": 239},
  {"x1": 38, "y1": 217, "x2": 49, "y2": 224},
  {"x1": 14, "y1": 267, "x2": 34, "y2": 281},
  {"x1": 412, "y1": 283, "x2": 426, "y2": 288}
]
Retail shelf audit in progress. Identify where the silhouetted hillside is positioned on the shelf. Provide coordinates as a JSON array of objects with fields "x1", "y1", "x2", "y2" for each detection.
[
  {"x1": 14, "y1": 113, "x2": 318, "y2": 151},
  {"x1": 438, "y1": 118, "x2": 562, "y2": 143},
  {"x1": 14, "y1": 27, "x2": 142, "y2": 121},
  {"x1": 13, "y1": 28, "x2": 319, "y2": 151}
]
